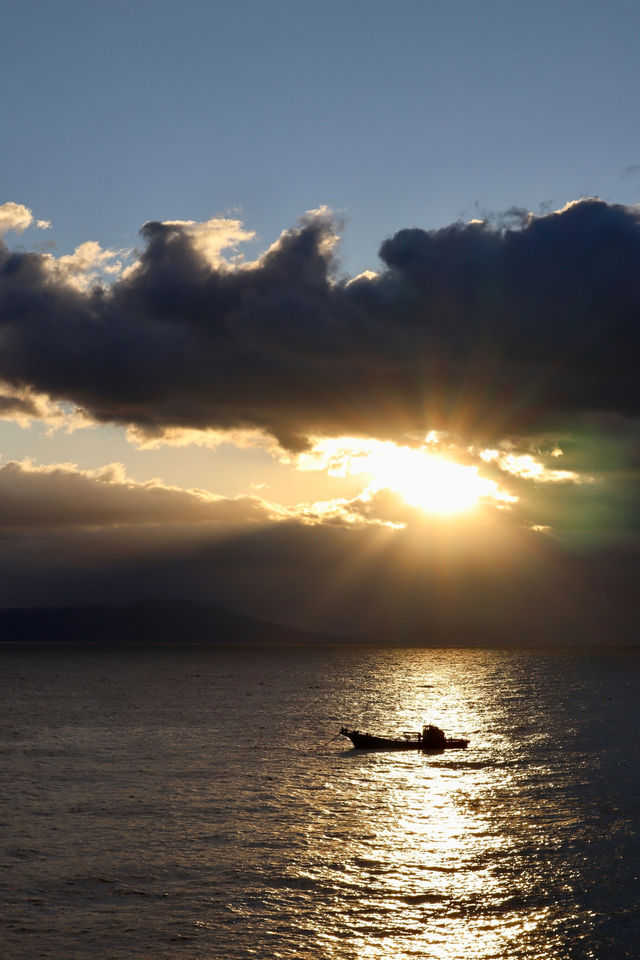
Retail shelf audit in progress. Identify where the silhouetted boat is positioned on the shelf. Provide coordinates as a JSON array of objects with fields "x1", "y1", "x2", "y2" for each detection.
[{"x1": 339, "y1": 724, "x2": 469, "y2": 751}]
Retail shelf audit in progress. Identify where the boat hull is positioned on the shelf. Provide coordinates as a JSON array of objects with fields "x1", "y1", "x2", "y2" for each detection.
[{"x1": 340, "y1": 728, "x2": 469, "y2": 751}]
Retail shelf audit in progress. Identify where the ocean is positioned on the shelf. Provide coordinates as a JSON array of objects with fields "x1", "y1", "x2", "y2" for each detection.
[{"x1": 1, "y1": 643, "x2": 638, "y2": 959}]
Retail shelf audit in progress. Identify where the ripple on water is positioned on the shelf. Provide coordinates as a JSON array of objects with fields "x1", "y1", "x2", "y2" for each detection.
[{"x1": 1, "y1": 644, "x2": 639, "y2": 959}]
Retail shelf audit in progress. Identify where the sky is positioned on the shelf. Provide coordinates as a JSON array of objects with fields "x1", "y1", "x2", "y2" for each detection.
[{"x1": 1, "y1": 0, "x2": 639, "y2": 643}]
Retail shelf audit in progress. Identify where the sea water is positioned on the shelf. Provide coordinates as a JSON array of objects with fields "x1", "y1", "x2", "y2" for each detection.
[{"x1": 0, "y1": 643, "x2": 638, "y2": 959}]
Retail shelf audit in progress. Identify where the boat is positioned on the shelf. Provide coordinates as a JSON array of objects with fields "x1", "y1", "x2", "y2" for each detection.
[{"x1": 339, "y1": 724, "x2": 469, "y2": 751}]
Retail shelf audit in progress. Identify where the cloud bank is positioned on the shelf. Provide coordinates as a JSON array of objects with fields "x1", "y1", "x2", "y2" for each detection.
[
  {"x1": 0, "y1": 199, "x2": 638, "y2": 644},
  {"x1": 0, "y1": 459, "x2": 269, "y2": 529},
  {"x1": 1, "y1": 199, "x2": 639, "y2": 450},
  {"x1": 0, "y1": 456, "x2": 635, "y2": 644}
]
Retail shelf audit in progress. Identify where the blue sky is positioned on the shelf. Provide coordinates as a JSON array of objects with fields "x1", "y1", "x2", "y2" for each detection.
[
  {"x1": 0, "y1": 0, "x2": 639, "y2": 640},
  {"x1": 4, "y1": 0, "x2": 639, "y2": 274}
]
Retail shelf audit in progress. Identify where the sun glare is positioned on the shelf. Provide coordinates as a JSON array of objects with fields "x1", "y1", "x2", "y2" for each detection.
[
  {"x1": 298, "y1": 437, "x2": 514, "y2": 516},
  {"x1": 362, "y1": 444, "x2": 501, "y2": 515}
]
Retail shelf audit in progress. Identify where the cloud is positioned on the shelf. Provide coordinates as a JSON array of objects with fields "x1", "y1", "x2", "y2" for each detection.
[
  {"x1": 43, "y1": 240, "x2": 128, "y2": 290},
  {"x1": 0, "y1": 459, "x2": 270, "y2": 529},
  {"x1": 0, "y1": 199, "x2": 639, "y2": 451},
  {"x1": 0, "y1": 202, "x2": 51, "y2": 236},
  {"x1": 1, "y1": 194, "x2": 637, "y2": 646},
  {"x1": 478, "y1": 448, "x2": 584, "y2": 484},
  {"x1": 157, "y1": 216, "x2": 256, "y2": 268},
  {"x1": 0, "y1": 475, "x2": 634, "y2": 644},
  {"x1": 0, "y1": 454, "x2": 635, "y2": 644},
  {"x1": 0, "y1": 381, "x2": 93, "y2": 430},
  {"x1": 125, "y1": 422, "x2": 277, "y2": 452}
]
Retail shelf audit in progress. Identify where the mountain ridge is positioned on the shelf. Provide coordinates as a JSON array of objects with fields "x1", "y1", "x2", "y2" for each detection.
[{"x1": 0, "y1": 599, "x2": 362, "y2": 645}]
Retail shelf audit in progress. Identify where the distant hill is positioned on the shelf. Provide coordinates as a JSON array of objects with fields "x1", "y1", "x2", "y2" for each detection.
[{"x1": 0, "y1": 599, "x2": 358, "y2": 645}]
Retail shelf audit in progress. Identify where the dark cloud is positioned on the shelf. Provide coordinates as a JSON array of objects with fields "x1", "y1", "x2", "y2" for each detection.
[
  {"x1": 0, "y1": 392, "x2": 42, "y2": 419},
  {"x1": 1, "y1": 199, "x2": 639, "y2": 449}
]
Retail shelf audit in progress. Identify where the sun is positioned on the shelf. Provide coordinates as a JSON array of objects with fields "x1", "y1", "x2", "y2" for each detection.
[
  {"x1": 298, "y1": 437, "x2": 512, "y2": 517},
  {"x1": 361, "y1": 443, "x2": 501, "y2": 515}
]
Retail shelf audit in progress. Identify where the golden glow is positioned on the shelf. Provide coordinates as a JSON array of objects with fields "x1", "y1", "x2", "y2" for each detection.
[
  {"x1": 479, "y1": 448, "x2": 583, "y2": 484},
  {"x1": 361, "y1": 445, "x2": 500, "y2": 515},
  {"x1": 297, "y1": 437, "x2": 515, "y2": 516}
]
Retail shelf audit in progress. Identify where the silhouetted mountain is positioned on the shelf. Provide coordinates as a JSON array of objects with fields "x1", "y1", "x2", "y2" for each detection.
[{"x1": 0, "y1": 599, "x2": 358, "y2": 644}]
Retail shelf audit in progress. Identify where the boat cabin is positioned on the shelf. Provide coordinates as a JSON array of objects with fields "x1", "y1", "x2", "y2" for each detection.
[
  {"x1": 401, "y1": 724, "x2": 447, "y2": 746},
  {"x1": 421, "y1": 724, "x2": 446, "y2": 747}
]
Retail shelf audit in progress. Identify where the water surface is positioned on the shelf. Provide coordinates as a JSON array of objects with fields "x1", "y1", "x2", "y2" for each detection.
[{"x1": 1, "y1": 644, "x2": 638, "y2": 958}]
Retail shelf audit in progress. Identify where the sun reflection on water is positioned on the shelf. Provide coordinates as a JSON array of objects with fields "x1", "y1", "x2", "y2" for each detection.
[
  {"x1": 299, "y1": 649, "x2": 593, "y2": 960},
  {"x1": 2, "y1": 645, "x2": 635, "y2": 959}
]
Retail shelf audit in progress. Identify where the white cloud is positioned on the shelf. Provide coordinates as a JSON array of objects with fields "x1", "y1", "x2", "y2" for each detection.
[
  {"x1": 160, "y1": 216, "x2": 256, "y2": 268},
  {"x1": 0, "y1": 202, "x2": 50, "y2": 236},
  {"x1": 480, "y1": 449, "x2": 585, "y2": 483},
  {"x1": 42, "y1": 240, "x2": 129, "y2": 290},
  {"x1": 346, "y1": 269, "x2": 378, "y2": 286}
]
